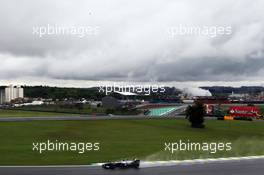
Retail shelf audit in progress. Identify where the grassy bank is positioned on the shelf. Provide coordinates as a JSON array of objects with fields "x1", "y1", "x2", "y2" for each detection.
[
  {"x1": 0, "y1": 119, "x2": 264, "y2": 165},
  {"x1": 11, "y1": 104, "x2": 139, "y2": 115},
  {"x1": 14, "y1": 104, "x2": 105, "y2": 115},
  {"x1": 0, "y1": 109, "x2": 77, "y2": 117}
]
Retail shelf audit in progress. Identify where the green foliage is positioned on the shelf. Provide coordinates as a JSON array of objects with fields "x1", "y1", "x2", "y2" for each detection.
[
  {"x1": 23, "y1": 86, "x2": 181, "y2": 101},
  {"x1": 186, "y1": 102, "x2": 205, "y2": 128},
  {"x1": 23, "y1": 86, "x2": 104, "y2": 100}
]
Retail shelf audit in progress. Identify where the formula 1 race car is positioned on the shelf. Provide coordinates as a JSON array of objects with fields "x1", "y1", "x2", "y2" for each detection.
[{"x1": 102, "y1": 159, "x2": 140, "y2": 169}]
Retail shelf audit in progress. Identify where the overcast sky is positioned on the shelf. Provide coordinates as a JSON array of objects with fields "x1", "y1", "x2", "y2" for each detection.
[{"x1": 0, "y1": 0, "x2": 264, "y2": 87}]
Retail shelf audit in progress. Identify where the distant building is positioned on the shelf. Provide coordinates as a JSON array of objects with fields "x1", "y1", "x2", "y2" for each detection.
[
  {"x1": 229, "y1": 91, "x2": 247, "y2": 98},
  {"x1": 90, "y1": 101, "x2": 102, "y2": 108},
  {"x1": 0, "y1": 85, "x2": 24, "y2": 104},
  {"x1": 14, "y1": 100, "x2": 44, "y2": 107},
  {"x1": 0, "y1": 89, "x2": 5, "y2": 104},
  {"x1": 195, "y1": 96, "x2": 230, "y2": 104}
]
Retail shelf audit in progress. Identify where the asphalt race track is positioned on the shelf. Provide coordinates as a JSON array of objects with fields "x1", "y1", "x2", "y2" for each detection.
[{"x1": 1, "y1": 158, "x2": 264, "y2": 175}]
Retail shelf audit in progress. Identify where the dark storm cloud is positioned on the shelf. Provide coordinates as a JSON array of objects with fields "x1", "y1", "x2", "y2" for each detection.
[
  {"x1": 145, "y1": 55, "x2": 264, "y2": 82},
  {"x1": 0, "y1": 0, "x2": 264, "y2": 83}
]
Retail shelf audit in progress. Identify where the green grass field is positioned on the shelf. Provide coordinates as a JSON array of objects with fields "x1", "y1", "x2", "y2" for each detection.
[
  {"x1": 0, "y1": 109, "x2": 77, "y2": 117},
  {"x1": 258, "y1": 105, "x2": 264, "y2": 113},
  {"x1": 0, "y1": 119, "x2": 264, "y2": 165}
]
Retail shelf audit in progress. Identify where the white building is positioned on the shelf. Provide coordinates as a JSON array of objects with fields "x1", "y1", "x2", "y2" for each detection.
[
  {"x1": 0, "y1": 90, "x2": 5, "y2": 104},
  {"x1": 0, "y1": 85, "x2": 24, "y2": 104}
]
